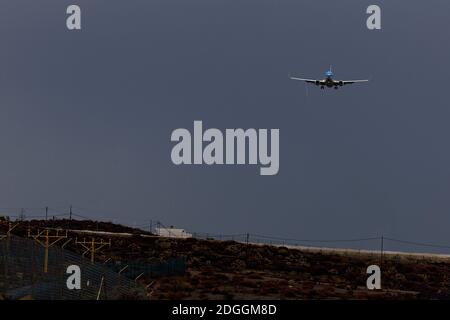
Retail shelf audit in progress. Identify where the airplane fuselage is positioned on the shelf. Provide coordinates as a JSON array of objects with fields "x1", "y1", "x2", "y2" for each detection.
[
  {"x1": 325, "y1": 77, "x2": 334, "y2": 87},
  {"x1": 316, "y1": 76, "x2": 343, "y2": 89}
]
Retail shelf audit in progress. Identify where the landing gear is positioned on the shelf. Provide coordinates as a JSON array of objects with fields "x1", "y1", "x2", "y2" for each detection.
[
  {"x1": 321, "y1": 86, "x2": 324, "y2": 89},
  {"x1": 334, "y1": 86, "x2": 338, "y2": 90}
]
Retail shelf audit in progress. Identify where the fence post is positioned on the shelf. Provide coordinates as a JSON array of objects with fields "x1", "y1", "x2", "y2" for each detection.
[
  {"x1": 1, "y1": 239, "x2": 8, "y2": 293},
  {"x1": 32, "y1": 239, "x2": 37, "y2": 299},
  {"x1": 380, "y1": 236, "x2": 384, "y2": 269},
  {"x1": 59, "y1": 245, "x2": 64, "y2": 299},
  {"x1": 96, "y1": 276, "x2": 105, "y2": 300}
]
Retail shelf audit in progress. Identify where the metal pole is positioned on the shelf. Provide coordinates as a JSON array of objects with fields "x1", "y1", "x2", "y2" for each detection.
[
  {"x1": 380, "y1": 236, "x2": 384, "y2": 269},
  {"x1": 4, "y1": 234, "x2": 9, "y2": 291},
  {"x1": 44, "y1": 230, "x2": 49, "y2": 273},
  {"x1": 91, "y1": 238, "x2": 95, "y2": 264},
  {"x1": 45, "y1": 206, "x2": 48, "y2": 221},
  {"x1": 96, "y1": 276, "x2": 104, "y2": 300}
]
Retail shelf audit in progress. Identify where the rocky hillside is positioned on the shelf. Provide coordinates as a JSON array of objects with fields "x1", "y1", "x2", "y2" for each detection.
[{"x1": 2, "y1": 218, "x2": 450, "y2": 299}]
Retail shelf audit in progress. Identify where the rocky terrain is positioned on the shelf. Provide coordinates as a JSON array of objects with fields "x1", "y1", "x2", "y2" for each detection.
[{"x1": 2, "y1": 218, "x2": 450, "y2": 300}]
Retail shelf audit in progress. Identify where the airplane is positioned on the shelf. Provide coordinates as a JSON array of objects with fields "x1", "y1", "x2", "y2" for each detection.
[{"x1": 290, "y1": 67, "x2": 369, "y2": 89}]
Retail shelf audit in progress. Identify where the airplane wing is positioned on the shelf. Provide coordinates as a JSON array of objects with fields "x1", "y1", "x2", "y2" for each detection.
[
  {"x1": 290, "y1": 76, "x2": 317, "y2": 84},
  {"x1": 340, "y1": 80, "x2": 369, "y2": 85}
]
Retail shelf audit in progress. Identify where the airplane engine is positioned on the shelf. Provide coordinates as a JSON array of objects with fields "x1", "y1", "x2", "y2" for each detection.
[
  {"x1": 315, "y1": 80, "x2": 320, "y2": 86},
  {"x1": 339, "y1": 81, "x2": 344, "y2": 86}
]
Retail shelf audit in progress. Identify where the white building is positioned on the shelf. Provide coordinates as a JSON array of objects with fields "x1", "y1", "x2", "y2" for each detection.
[{"x1": 155, "y1": 227, "x2": 192, "y2": 239}]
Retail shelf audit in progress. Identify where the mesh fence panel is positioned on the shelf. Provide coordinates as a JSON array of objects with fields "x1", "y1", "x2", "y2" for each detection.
[
  {"x1": 105, "y1": 257, "x2": 186, "y2": 279},
  {"x1": 0, "y1": 236, "x2": 146, "y2": 300}
]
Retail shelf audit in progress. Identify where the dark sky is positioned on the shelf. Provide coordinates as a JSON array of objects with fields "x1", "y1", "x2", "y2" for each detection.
[{"x1": 1, "y1": 1, "x2": 450, "y2": 251}]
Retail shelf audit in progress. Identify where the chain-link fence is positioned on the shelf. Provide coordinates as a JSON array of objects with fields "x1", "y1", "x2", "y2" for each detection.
[
  {"x1": 105, "y1": 257, "x2": 186, "y2": 279},
  {"x1": 0, "y1": 236, "x2": 147, "y2": 300}
]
